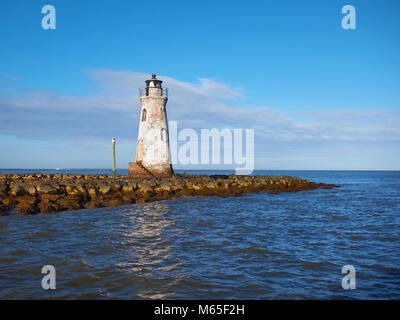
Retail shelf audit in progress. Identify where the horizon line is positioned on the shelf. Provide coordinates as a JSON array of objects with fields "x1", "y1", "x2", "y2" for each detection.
[{"x1": 1, "y1": 168, "x2": 400, "y2": 172}]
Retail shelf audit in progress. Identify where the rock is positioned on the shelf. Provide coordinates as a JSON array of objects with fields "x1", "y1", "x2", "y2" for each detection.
[
  {"x1": 88, "y1": 188, "x2": 97, "y2": 198},
  {"x1": 38, "y1": 201, "x2": 60, "y2": 214},
  {"x1": 15, "y1": 196, "x2": 36, "y2": 215},
  {"x1": 76, "y1": 183, "x2": 86, "y2": 193},
  {"x1": 40, "y1": 194, "x2": 60, "y2": 203},
  {"x1": 137, "y1": 183, "x2": 153, "y2": 193},
  {"x1": 190, "y1": 184, "x2": 201, "y2": 190},
  {"x1": 37, "y1": 183, "x2": 58, "y2": 194},
  {"x1": 15, "y1": 195, "x2": 36, "y2": 205},
  {"x1": 22, "y1": 184, "x2": 36, "y2": 196},
  {"x1": 65, "y1": 183, "x2": 86, "y2": 195},
  {"x1": 98, "y1": 184, "x2": 111, "y2": 195},
  {"x1": 210, "y1": 175, "x2": 229, "y2": 180},
  {"x1": 104, "y1": 199, "x2": 125, "y2": 207},
  {"x1": 83, "y1": 201, "x2": 101, "y2": 209},
  {"x1": 122, "y1": 184, "x2": 134, "y2": 193},
  {"x1": 171, "y1": 182, "x2": 184, "y2": 191},
  {"x1": 206, "y1": 182, "x2": 217, "y2": 189},
  {"x1": 65, "y1": 185, "x2": 78, "y2": 195},
  {"x1": 111, "y1": 182, "x2": 122, "y2": 191},
  {"x1": 0, "y1": 182, "x2": 8, "y2": 195},
  {"x1": 59, "y1": 196, "x2": 82, "y2": 211},
  {"x1": 2, "y1": 197, "x2": 12, "y2": 207},
  {"x1": 219, "y1": 181, "x2": 229, "y2": 189},
  {"x1": 158, "y1": 183, "x2": 171, "y2": 192},
  {"x1": 9, "y1": 183, "x2": 25, "y2": 196},
  {"x1": 128, "y1": 181, "x2": 138, "y2": 188}
]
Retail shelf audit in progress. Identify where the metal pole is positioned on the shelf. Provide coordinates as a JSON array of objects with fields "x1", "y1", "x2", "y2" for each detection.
[{"x1": 112, "y1": 138, "x2": 116, "y2": 179}]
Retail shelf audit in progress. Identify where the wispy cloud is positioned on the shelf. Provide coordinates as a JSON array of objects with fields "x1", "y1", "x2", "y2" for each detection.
[
  {"x1": 198, "y1": 78, "x2": 244, "y2": 99},
  {"x1": 1, "y1": 70, "x2": 400, "y2": 142}
]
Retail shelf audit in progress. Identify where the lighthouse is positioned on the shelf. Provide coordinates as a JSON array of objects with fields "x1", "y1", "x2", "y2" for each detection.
[{"x1": 129, "y1": 74, "x2": 174, "y2": 178}]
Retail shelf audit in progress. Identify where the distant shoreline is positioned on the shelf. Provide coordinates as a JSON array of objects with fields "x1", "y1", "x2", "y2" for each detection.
[{"x1": 0, "y1": 169, "x2": 399, "y2": 173}]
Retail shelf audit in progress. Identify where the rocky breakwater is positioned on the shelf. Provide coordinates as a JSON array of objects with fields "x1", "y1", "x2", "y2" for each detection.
[{"x1": 0, "y1": 173, "x2": 338, "y2": 215}]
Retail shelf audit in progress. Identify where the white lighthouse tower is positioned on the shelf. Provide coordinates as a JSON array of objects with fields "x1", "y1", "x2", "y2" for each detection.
[{"x1": 129, "y1": 74, "x2": 174, "y2": 178}]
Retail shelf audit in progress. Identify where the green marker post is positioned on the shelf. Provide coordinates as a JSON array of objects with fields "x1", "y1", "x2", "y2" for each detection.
[{"x1": 112, "y1": 138, "x2": 116, "y2": 179}]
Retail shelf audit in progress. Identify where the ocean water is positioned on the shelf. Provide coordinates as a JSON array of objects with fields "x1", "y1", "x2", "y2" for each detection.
[{"x1": 0, "y1": 170, "x2": 399, "y2": 299}]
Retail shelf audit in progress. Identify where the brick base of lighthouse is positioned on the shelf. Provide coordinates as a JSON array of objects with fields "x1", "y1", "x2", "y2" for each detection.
[{"x1": 129, "y1": 162, "x2": 174, "y2": 178}]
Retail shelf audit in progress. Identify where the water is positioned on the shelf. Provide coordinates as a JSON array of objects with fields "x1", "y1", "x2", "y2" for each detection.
[{"x1": 0, "y1": 170, "x2": 399, "y2": 299}]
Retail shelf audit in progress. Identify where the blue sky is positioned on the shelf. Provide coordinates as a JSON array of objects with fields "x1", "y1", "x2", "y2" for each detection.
[{"x1": 0, "y1": 0, "x2": 399, "y2": 169}]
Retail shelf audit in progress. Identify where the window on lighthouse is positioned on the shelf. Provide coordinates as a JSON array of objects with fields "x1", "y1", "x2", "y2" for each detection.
[
  {"x1": 141, "y1": 109, "x2": 147, "y2": 121},
  {"x1": 161, "y1": 128, "x2": 166, "y2": 141}
]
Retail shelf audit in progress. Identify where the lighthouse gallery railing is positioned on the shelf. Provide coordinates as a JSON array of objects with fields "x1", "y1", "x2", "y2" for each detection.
[{"x1": 139, "y1": 88, "x2": 168, "y2": 97}]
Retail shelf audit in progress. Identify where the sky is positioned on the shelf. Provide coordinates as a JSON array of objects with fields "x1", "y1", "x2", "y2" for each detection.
[{"x1": 0, "y1": 0, "x2": 399, "y2": 170}]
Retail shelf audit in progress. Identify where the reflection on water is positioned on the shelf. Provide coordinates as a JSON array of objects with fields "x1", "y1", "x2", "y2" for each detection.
[
  {"x1": 0, "y1": 171, "x2": 400, "y2": 299},
  {"x1": 118, "y1": 202, "x2": 184, "y2": 299}
]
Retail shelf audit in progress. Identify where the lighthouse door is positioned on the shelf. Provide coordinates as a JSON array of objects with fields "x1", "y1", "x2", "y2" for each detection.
[{"x1": 136, "y1": 140, "x2": 144, "y2": 163}]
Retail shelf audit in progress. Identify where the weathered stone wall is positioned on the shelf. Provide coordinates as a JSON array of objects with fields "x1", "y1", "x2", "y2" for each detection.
[
  {"x1": 128, "y1": 162, "x2": 153, "y2": 178},
  {"x1": 0, "y1": 173, "x2": 338, "y2": 215},
  {"x1": 135, "y1": 92, "x2": 173, "y2": 177}
]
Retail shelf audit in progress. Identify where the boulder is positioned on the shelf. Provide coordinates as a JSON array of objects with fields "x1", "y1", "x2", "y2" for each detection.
[
  {"x1": 9, "y1": 183, "x2": 25, "y2": 196},
  {"x1": 2, "y1": 197, "x2": 12, "y2": 207},
  {"x1": 104, "y1": 199, "x2": 125, "y2": 207},
  {"x1": 15, "y1": 196, "x2": 36, "y2": 214},
  {"x1": 59, "y1": 196, "x2": 82, "y2": 211},
  {"x1": 87, "y1": 188, "x2": 97, "y2": 198},
  {"x1": 22, "y1": 183, "x2": 37, "y2": 196},
  {"x1": 158, "y1": 183, "x2": 171, "y2": 192},
  {"x1": 210, "y1": 175, "x2": 229, "y2": 180},
  {"x1": 0, "y1": 182, "x2": 8, "y2": 196},
  {"x1": 65, "y1": 183, "x2": 86, "y2": 195},
  {"x1": 111, "y1": 182, "x2": 122, "y2": 191},
  {"x1": 190, "y1": 184, "x2": 201, "y2": 190},
  {"x1": 206, "y1": 182, "x2": 217, "y2": 189},
  {"x1": 137, "y1": 183, "x2": 153, "y2": 193},
  {"x1": 98, "y1": 184, "x2": 111, "y2": 195},
  {"x1": 37, "y1": 183, "x2": 58, "y2": 194},
  {"x1": 40, "y1": 194, "x2": 60, "y2": 203},
  {"x1": 83, "y1": 201, "x2": 101, "y2": 209},
  {"x1": 38, "y1": 201, "x2": 60, "y2": 213},
  {"x1": 122, "y1": 184, "x2": 134, "y2": 193}
]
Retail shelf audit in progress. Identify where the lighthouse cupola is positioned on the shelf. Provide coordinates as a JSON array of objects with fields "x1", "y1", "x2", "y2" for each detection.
[{"x1": 144, "y1": 74, "x2": 164, "y2": 97}]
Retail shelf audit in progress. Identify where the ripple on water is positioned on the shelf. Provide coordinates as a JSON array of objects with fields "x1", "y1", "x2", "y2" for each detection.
[{"x1": 1, "y1": 171, "x2": 400, "y2": 299}]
